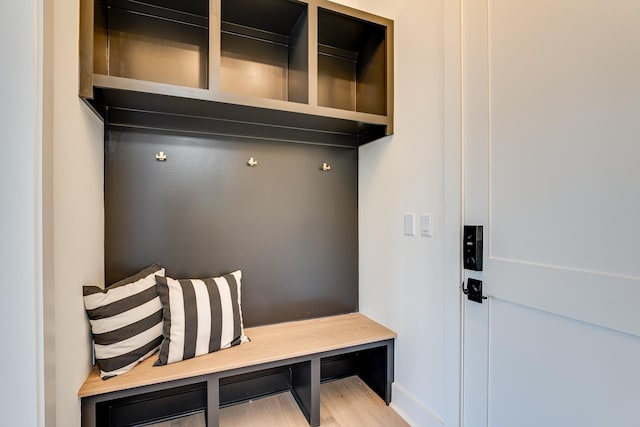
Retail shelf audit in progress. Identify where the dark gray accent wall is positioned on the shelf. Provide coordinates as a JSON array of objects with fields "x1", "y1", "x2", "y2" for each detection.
[{"x1": 105, "y1": 127, "x2": 358, "y2": 326}]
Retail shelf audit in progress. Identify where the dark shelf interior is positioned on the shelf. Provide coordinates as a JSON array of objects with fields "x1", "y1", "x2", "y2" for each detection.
[
  {"x1": 317, "y1": 8, "x2": 386, "y2": 115},
  {"x1": 96, "y1": 382, "x2": 207, "y2": 427},
  {"x1": 93, "y1": 0, "x2": 209, "y2": 88},
  {"x1": 220, "y1": 0, "x2": 308, "y2": 103}
]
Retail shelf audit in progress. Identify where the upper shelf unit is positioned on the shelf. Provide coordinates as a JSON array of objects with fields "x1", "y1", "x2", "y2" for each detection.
[{"x1": 79, "y1": 0, "x2": 393, "y2": 147}]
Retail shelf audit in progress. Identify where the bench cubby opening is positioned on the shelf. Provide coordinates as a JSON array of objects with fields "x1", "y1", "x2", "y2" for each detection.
[
  {"x1": 219, "y1": 366, "x2": 292, "y2": 407},
  {"x1": 94, "y1": 382, "x2": 207, "y2": 427}
]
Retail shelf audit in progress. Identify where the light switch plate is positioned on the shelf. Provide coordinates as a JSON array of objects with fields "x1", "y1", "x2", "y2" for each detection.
[
  {"x1": 420, "y1": 214, "x2": 432, "y2": 237},
  {"x1": 404, "y1": 213, "x2": 415, "y2": 236}
]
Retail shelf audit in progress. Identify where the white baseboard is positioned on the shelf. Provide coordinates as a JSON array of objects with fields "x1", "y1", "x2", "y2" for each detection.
[{"x1": 390, "y1": 383, "x2": 444, "y2": 427}]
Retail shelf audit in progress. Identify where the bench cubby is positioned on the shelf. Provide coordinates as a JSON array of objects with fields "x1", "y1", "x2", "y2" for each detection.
[{"x1": 79, "y1": 313, "x2": 396, "y2": 427}]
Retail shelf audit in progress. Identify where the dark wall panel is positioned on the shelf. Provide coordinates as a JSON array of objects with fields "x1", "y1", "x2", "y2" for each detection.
[{"x1": 105, "y1": 127, "x2": 358, "y2": 326}]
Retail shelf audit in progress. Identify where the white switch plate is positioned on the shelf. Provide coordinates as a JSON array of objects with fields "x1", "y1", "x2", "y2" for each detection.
[
  {"x1": 420, "y1": 213, "x2": 432, "y2": 237},
  {"x1": 404, "y1": 213, "x2": 416, "y2": 236}
]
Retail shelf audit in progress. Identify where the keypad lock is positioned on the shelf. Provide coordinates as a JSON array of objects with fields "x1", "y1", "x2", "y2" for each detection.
[{"x1": 463, "y1": 225, "x2": 483, "y2": 271}]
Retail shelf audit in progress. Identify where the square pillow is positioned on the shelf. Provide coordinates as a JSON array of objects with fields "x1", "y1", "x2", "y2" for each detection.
[
  {"x1": 83, "y1": 265, "x2": 165, "y2": 379},
  {"x1": 154, "y1": 270, "x2": 249, "y2": 366}
]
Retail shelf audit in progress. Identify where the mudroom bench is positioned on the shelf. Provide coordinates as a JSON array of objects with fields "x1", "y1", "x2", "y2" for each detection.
[{"x1": 79, "y1": 313, "x2": 396, "y2": 427}]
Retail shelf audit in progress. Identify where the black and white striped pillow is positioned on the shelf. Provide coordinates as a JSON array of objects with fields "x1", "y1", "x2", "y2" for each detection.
[
  {"x1": 154, "y1": 270, "x2": 249, "y2": 365},
  {"x1": 83, "y1": 265, "x2": 165, "y2": 379}
]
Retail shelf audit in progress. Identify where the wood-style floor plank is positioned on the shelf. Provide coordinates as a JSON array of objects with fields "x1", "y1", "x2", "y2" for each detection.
[
  {"x1": 219, "y1": 391, "x2": 308, "y2": 426},
  {"x1": 146, "y1": 412, "x2": 206, "y2": 427},
  {"x1": 147, "y1": 376, "x2": 409, "y2": 427},
  {"x1": 318, "y1": 376, "x2": 409, "y2": 427}
]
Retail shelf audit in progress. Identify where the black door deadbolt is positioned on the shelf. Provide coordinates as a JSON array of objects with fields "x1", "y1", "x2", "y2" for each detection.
[
  {"x1": 462, "y1": 278, "x2": 487, "y2": 304},
  {"x1": 463, "y1": 225, "x2": 483, "y2": 271}
]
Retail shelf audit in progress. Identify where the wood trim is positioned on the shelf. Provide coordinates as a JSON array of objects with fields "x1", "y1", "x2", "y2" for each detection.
[
  {"x1": 209, "y1": 0, "x2": 221, "y2": 92},
  {"x1": 78, "y1": 0, "x2": 94, "y2": 99},
  {"x1": 93, "y1": 74, "x2": 212, "y2": 101},
  {"x1": 385, "y1": 19, "x2": 394, "y2": 135},
  {"x1": 207, "y1": 377, "x2": 219, "y2": 427},
  {"x1": 79, "y1": 313, "x2": 396, "y2": 398},
  {"x1": 315, "y1": 0, "x2": 393, "y2": 28},
  {"x1": 307, "y1": 2, "x2": 318, "y2": 108},
  {"x1": 92, "y1": 74, "x2": 389, "y2": 126},
  {"x1": 441, "y1": 0, "x2": 462, "y2": 420}
]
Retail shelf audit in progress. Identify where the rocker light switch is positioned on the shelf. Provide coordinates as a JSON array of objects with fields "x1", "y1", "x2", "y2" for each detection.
[
  {"x1": 404, "y1": 213, "x2": 415, "y2": 236},
  {"x1": 420, "y1": 214, "x2": 432, "y2": 237}
]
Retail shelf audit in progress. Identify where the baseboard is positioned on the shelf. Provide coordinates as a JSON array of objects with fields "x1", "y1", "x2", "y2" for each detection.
[{"x1": 390, "y1": 383, "x2": 444, "y2": 427}]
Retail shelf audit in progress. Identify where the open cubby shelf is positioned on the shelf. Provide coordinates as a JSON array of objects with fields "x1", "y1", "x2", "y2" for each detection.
[
  {"x1": 80, "y1": 0, "x2": 393, "y2": 146},
  {"x1": 93, "y1": 0, "x2": 210, "y2": 89},
  {"x1": 108, "y1": 0, "x2": 209, "y2": 27},
  {"x1": 221, "y1": 0, "x2": 308, "y2": 103},
  {"x1": 318, "y1": 8, "x2": 386, "y2": 115}
]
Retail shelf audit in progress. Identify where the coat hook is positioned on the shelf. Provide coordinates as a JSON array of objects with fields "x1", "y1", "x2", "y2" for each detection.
[
  {"x1": 156, "y1": 151, "x2": 167, "y2": 161},
  {"x1": 247, "y1": 157, "x2": 258, "y2": 167},
  {"x1": 321, "y1": 162, "x2": 332, "y2": 172}
]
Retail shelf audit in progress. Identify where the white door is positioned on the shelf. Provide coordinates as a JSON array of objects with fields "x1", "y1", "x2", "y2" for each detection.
[{"x1": 461, "y1": 1, "x2": 640, "y2": 426}]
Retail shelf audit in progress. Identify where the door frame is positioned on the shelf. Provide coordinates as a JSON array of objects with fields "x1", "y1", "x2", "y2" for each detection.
[{"x1": 443, "y1": 0, "x2": 464, "y2": 426}]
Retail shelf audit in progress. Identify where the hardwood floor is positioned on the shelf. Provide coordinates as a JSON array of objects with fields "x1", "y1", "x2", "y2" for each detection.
[
  {"x1": 316, "y1": 376, "x2": 409, "y2": 427},
  {"x1": 146, "y1": 412, "x2": 206, "y2": 427},
  {"x1": 219, "y1": 391, "x2": 308, "y2": 426},
  {"x1": 146, "y1": 376, "x2": 409, "y2": 427}
]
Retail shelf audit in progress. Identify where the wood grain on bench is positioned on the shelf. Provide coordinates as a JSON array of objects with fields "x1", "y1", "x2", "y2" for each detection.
[{"x1": 79, "y1": 313, "x2": 395, "y2": 398}]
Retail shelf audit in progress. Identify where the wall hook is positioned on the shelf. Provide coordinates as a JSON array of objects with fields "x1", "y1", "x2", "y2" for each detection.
[
  {"x1": 321, "y1": 162, "x2": 332, "y2": 172},
  {"x1": 155, "y1": 151, "x2": 167, "y2": 161},
  {"x1": 247, "y1": 157, "x2": 258, "y2": 167}
]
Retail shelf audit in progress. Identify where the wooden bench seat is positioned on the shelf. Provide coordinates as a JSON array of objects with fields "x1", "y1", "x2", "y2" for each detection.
[{"x1": 79, "y1": 313, "x2": 396, "y2": 427}]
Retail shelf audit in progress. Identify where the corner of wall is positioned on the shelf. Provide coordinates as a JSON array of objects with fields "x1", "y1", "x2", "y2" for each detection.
[
  {"x1": 357, "y1": 0, "x2": 463, "y2": 425},
  {"x1": 51, "y1": 0, "x2": 105, "y2": 425},
  {"x1": 391, "y1": 382, "x2": 445, "y2": 427}
]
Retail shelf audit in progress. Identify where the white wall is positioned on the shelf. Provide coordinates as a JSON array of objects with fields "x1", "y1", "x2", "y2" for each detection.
[
  {"x1": 344, "y1": 0, "x2": 457, "y2": 426},
  {"x1": 51, "y1": 0, "x2": 105, "y2": 425},
  {"x1": 0, "y1": 0, "x2": 44, "y2": 425}
]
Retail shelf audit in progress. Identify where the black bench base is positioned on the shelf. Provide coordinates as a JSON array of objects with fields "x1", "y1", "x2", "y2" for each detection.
[{"x1": 81, "y1": 340, "x2": 394, "y2": 427}]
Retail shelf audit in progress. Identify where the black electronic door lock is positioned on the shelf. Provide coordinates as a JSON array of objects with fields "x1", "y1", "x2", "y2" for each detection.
[
  {"x1": 463, "y1": 225, "x2": 483, "y2": 271},
  {"x1": 462, "y1": 278, "x2": 487, "y2": 303}
]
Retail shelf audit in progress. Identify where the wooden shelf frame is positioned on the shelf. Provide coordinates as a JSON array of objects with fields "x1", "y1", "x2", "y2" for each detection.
[{"x1": 79, "y1": 0, "x2": 394, "y2": 146}]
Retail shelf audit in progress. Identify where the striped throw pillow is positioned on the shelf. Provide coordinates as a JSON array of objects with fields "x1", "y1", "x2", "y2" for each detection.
[
  {"x1": 154, "y1": 270, "x2": 249, "y2": 365},
  {"x1": 83, "y1": 265, "x2": 165, "y2": 379}
]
